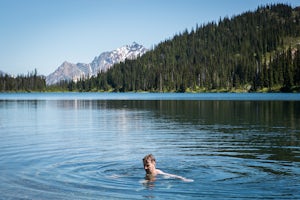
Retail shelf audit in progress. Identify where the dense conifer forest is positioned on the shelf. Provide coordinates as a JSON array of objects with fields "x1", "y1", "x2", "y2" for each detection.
[
  {"x1": 1, "y1": 4, "x2": 300, "y2": 92},
  {"x1": 0, "y1": 69, "x2": 46, "y2": 92}
]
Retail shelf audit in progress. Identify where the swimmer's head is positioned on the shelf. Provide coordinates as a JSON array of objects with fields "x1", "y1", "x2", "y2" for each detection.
[
  {"x1": 143, "y1": 154, "x2": 156, "y2": 175},
  {"x1": 143, "y1": 154, "x2": 156, "y2": 165}
]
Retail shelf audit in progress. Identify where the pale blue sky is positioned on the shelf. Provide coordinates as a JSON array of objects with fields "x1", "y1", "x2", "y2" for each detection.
[{"x1": 0, "y1": 0, "x2": 299, "y2": 75}]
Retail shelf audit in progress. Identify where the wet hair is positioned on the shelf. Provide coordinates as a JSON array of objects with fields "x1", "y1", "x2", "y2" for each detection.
[{"x1": 143, "y1": 154, "x2": 156, "y2": 165}]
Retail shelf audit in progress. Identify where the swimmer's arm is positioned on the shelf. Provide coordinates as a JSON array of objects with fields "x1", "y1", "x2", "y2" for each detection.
[{"x1": 156, "y1": 169, "x2": 194, "y2": 182}]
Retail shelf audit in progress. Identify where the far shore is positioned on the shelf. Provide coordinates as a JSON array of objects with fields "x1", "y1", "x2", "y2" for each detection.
[{"x1": 2, "y1": 85, "x2": 300, "y2": 94}]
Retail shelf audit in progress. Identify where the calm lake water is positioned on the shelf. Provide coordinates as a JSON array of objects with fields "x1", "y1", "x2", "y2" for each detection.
[{"x1": 0, "y1": 93, "x2": 299, "y2": 199}]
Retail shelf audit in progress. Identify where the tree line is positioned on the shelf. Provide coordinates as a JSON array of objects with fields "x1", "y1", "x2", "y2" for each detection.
[{"x1": 0, "y1": 69, "x2": 46, "y2": 92}]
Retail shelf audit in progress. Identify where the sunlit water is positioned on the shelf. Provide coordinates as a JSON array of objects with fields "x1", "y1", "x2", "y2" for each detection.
[{"x1": 0, "y1": 93, "x2": 299, "y2": 199}]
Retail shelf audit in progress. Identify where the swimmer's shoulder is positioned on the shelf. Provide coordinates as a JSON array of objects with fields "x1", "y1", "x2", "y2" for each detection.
[
  {"x1": 156, "y1": 169, "x2": 194, "y2": 182},
  {"x1": 156, "y1": 169, "x2": 164, "y2": 175}
]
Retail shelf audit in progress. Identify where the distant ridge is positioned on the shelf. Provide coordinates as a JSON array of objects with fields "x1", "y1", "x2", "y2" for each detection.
[{"x1": 46, "y1": 42, "x2": 148, "y2": 85}]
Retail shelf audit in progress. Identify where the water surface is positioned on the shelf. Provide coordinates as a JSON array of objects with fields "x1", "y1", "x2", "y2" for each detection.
[{"x1": 0, "y1": 93, "x2": 299, "y2": 199}]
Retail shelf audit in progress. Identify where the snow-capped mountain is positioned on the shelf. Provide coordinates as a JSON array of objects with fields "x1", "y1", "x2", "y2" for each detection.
[
  {"x1": 46, "y1": 42, "x2": 148, "y2": 85},
  {"x1": 90, "y1": 42, "x2": 148, "y2": 74}
]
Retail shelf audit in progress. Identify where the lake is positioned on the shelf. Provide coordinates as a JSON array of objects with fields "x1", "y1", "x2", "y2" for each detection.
[{"x1": 0, "y1": 92, "x2": 299, "y2": 199}]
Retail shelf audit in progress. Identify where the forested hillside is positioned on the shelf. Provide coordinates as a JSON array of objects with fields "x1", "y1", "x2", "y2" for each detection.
[{"x1": 65, "y1": 4, "x2": 299, "y2": 92}]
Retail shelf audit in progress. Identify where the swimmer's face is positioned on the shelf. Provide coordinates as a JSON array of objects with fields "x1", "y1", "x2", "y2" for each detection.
[{"x1": 144, "y1": 159, "x2": 156, "y2": 174}]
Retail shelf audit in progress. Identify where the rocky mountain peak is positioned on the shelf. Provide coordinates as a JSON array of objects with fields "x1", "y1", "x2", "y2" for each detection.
[{"x1": 46, "y1": 42, "x2": 148, "y2": 85}]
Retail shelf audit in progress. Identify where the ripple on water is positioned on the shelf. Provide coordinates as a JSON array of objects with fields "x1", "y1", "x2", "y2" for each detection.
[{"x1": 4, "y1": 159, "x2": 144, "y2": 199}]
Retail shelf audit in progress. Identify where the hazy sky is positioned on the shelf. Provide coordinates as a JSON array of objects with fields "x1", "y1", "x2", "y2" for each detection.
[{"x1": 0, "y1": 0, "x2": 299, "y2": 75}]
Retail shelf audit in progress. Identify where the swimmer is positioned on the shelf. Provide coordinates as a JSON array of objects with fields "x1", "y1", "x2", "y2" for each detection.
[{"x1": 142, "y1": 154, "x2": 193, "y2": 182}]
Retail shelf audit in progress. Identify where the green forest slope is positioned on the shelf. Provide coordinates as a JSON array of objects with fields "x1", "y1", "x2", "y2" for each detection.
[{"x1": 77, "y1": 4, "x2": 300, "y2": 92}]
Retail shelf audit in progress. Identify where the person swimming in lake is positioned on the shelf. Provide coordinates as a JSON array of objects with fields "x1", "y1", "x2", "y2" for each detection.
[{"x1": 142, "y1": 154, "x2": 193, "y2": 182}]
